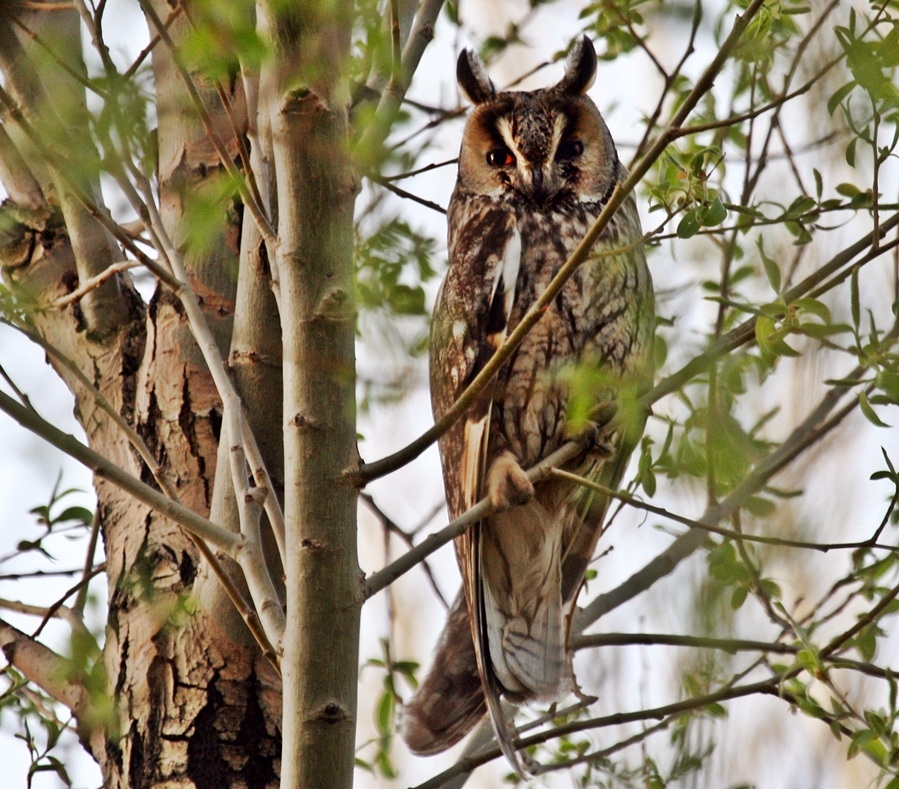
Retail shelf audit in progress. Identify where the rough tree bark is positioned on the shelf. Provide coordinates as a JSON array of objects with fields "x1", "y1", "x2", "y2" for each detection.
[{"x1": 0, "y1": 2, "x2": 362, "y2": 786}]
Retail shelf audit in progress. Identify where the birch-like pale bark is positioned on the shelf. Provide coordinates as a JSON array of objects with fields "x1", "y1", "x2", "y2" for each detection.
[{"x1": 258, "y1": 4, "x2": 361, "y2": 787}]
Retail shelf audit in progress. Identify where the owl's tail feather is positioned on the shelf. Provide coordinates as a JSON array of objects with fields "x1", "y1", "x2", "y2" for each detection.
[
  {"x1": 480, "y1": 500, "x2": 570, "y2": 702},
  {"x1": 402, "y1": 592, "x2": 486, "y2": 755}
]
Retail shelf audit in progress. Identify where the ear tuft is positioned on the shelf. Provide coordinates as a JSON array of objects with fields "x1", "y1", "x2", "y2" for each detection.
[
  {"x1": 457, "y1": 49, "x2": 496, "y2": 104},
  {"x1": 555, "y1": 36, "x2": 597, "y2": 96}
]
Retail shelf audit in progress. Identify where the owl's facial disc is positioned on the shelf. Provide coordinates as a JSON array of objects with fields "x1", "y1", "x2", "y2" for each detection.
[
  {"x1": 489, "y1": 113, "x2": 579, "y2": 208},
  {"x1": 458, "y1": 89, "x2": 615, "y2": 208}
]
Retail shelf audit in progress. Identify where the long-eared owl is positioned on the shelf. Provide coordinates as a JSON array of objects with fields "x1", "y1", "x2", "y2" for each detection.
[{"x1": 404, "y1": 37, "x2": 654, "y2": 771}]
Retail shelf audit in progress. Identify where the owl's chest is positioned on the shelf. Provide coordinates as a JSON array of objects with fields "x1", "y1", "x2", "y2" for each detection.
[
  {"x1": 491, "y1": 209, "x2": 647, "y2": 463},
  {"x1": 488, "y1": 216, "x2": 591, "y2": 462},
  {"x1": 504, "y1": 212, "x2": 595, "y2": 353}
]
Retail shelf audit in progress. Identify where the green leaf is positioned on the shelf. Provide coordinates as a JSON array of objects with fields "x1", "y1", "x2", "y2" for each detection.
[
  {"x1": 793, "y1": 297, "x2": 831, "y2": 322},
  {"x1": 855, "y1": 623, "x2": 878, "y2": 662},
  {"x1": 827, "y1": 81, "x2": 856, "y2": 115},
  {"x1": 376, "y1": 691, "x2": 393, "y2": 735},
  {"x1": 877, "y1": 371, "x2": 899, "y2": 403},
  {"x1": 641, "y1": 468, "x2": 657, "y2": 497},
  {"x1": 846, "y1": 137, "x2": 858, "y2": 167},
  {"x1": 55, "y1": 506, "x2": 94, "y2": 527},
  {"x1": 375, "y1": 749, "x2": 397, "y2": 779},
  {"x1": 801, "y1": 322, "x2": 852, "y2": 339},
  {"x1": 731, "y1": 585, "x2": 749, "y2": 610},
  {"x1": 851, "y1": 267, "x2": 861, "y2": 328},
  {"x1": 836, "y1": 182, "x2": 862, "y2": 198},
  {"x1": 676, "y1": 208, "x2": 703, "y2": 239},
  {"x1": 830, "y1": 720, "x2": 845, "y2": 741},
  {"x1": 755, "y1": 314, "x2": 776, "y2": 355},
  {"x1": 761, "y1": 579, "x2": 782, "y2": 601},
  {"x1": 796, "y1": 648, "x2": 821, "y2": 674},
  {"x1": 704, "y1": 196, "x2": 727, "y2": 226},
  {"x1": 813, "y1": 168, "x2": 823, "y2": 198},
  {"x1": 757, "y1": 238, "x2": 781, "y2": 294},
  {"x1": 859, "y1": 390, "x2": 890, "y2": 427},
  {"x1": 744, "y1": 495, "x2": 776, "y2": 517}
]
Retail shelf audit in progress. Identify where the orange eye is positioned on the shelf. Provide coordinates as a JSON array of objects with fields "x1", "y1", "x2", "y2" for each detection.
[{"x1": 486, "y1": 147, "x2": 515, "y2": 167}]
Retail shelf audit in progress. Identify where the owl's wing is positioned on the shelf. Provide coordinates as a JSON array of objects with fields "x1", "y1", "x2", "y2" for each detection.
[
  {"x1": 401, "y1": 592, "x2": 485, "y2": 754},
  {"x1": 429, "y1": 213, "x2": 529, "y2": 770},
  {"x1": 430, "y1": 208, "x2": 521, "y2": 521},
  {"x1": 462, "y1": 230, "x2": 534, "y2": 774}
]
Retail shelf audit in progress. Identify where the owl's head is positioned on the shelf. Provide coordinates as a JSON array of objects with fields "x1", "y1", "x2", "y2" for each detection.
[{"x1": 455, "y1": 37, "x2": 618, "y2": 210}]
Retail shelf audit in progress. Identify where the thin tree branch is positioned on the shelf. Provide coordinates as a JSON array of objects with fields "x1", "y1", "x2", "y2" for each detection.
[
  {"x1": 0, "y1": 389, "x2": 241, "y2": 552},
  {"x1": 355, "y1": 0, "x2": 446, "y2": 161},
  {"x1": 49, "y1": 260, "x2": 141, "y2": 308},
  {"x1": 411, "y1": 677, "x2": 784, "y2": 788},
  {"x1": 0, "y1": 316, "x2": 280, "y2": 663},
  {"x1": 551, "y1": 467, "x2": 899, "y2": 554},
  {"x1": 573, "y1": 631, "x2": 799, "y2": 655},
  {"x1": 644, "y1": 210, "x2": 899, "y2": 406},
  {"x1": 369, "y1": 173, "x2": 447, "y2": 214},
  {"x1": 363, "y1": 437, "x2": 589, "y2": 598},
  {"x1": 361, "y1": 493, "x2": 449, "y2": 608},
  {"x1": 0, "y1": 618, "x2": 87, "y2": 717},
  {"x1": 577, "y1": 348, "x2": 883, "y2": 630}
]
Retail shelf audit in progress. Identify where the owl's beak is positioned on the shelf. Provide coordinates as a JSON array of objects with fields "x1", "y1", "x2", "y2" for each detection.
[{"x1": 521, "y1": 165, "x2": 553, "y2": 208}]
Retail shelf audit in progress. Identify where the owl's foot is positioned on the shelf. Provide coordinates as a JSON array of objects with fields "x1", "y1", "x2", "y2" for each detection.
[{"x1": 487, "y1": 451, "x2": 534, "y2": 510}]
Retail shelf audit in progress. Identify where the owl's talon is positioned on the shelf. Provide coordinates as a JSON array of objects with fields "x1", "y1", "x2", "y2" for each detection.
[{"x1": 487, "y1": 451, "x2": 534, "y2": 510}]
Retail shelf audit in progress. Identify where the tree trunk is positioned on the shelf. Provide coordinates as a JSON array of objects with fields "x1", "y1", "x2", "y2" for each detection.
[
  {"x1": 0, "y1": 4, "x2": 287, "y2": 786},
  {"x1": 258, "y1": 5, "x2": 362, "y2": 786}
]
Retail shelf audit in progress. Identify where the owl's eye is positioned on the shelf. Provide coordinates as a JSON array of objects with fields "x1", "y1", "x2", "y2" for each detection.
[
  {"x1": 556, "y1": 138, "x2": 584, "y2": 161},
  {"x1": 486, "y1": 147, "x2": 515, "y2": 167}
]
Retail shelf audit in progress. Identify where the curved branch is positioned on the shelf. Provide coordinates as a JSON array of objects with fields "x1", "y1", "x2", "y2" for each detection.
[
  {"x1": 363, "y1": 437, "x2": 588, "y2": 598},
  {"x1": 0, "y1": 618, "x2": 86, "y2": 716},
  {"x1": 0, "y1": 389, "x2": 241, "y2": 553}
]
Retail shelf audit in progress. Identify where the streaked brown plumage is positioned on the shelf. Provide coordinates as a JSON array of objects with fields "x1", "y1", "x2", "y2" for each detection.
[{"x1": 404, "y1": 37, "x2": 654, "y2": 772}]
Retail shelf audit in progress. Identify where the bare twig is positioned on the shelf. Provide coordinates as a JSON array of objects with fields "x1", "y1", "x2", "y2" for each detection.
[
  {"x1": 361, "y1": 493, "x2": 449, "y2": 608},
  {"x1": 0, "y1": 389, "x2": 240, "y2": 552},
  {"x1": 50, "y1": 261, "x2": 140, "y2": 308}
]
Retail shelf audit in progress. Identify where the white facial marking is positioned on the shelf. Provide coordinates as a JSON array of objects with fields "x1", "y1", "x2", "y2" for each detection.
[
  {"x1": 550, "y1": 115, "x2": 567, "y2": 161},
  {"x1": 496, "y1": 117, "x2": 525, "y2": 166}
]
